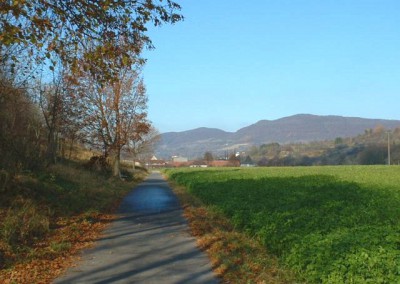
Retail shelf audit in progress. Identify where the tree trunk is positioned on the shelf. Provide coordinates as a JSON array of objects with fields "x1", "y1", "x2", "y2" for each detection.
[
  {"x1": 68, "y1": 137, "x2": 75, "y2": 160},
  {"x1": 46, "y1": 129, "x2": 58, "y2": 164},
  {"x1": 111, "y1": 148, "x2": 121, "y2": 177},
  {"x1": 60, "y1": 137, "x2": 65, "y2": 160},
  {"x1": 131, "y1": 156, "x2": 136, "y2": 179}
]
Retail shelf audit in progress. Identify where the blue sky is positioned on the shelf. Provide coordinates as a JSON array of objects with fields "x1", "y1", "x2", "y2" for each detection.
[{"x1": 142, "y1": 0, "x2": 400, "y2": 133}]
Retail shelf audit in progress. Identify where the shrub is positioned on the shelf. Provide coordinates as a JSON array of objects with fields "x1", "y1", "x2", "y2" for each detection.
[
  {"x1": 1, "y1": 199, "x2": 50, "y2": 246},
  {"x1": 84, "y1": 156, "x2": 111, "y2": 174}
]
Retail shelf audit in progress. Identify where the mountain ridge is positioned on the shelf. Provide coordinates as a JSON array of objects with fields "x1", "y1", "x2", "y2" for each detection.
[{"x1": 155, "y1": 114, "x2": 400, "y2": 159}]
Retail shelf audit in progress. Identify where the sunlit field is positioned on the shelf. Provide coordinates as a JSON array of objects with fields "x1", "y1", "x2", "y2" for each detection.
[{"x1": 165, "y1": 166, "x2": 400, "y2": 283}]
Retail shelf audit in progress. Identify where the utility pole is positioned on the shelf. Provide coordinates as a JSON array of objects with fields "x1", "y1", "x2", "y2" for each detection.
[{"x1": 387, "y1": 131, "x2": 391, "y2": 165}]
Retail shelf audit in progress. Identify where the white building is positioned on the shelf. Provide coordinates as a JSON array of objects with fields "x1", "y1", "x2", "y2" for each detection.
[{"x1": 172, "y1": 156, "x2": 188, "y2": 163}]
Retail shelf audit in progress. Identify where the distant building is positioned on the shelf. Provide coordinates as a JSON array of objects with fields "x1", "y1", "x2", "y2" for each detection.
[
  {"x1": 172, "y1": 156, "x2": 188, "y2": 163},
  {"x1": 146, "y1": 156, "x2": 167, "y2": 168}
]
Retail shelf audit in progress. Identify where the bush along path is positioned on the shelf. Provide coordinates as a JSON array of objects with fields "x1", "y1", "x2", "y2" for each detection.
[
  {"x1": 54, "y1": 171, "x2": 218, "y2": 284},
  {"x1": 0, "y1": 162, "x2": 145, "y2": 283}
]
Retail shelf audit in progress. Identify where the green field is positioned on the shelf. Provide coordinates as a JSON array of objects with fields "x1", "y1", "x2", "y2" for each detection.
[{"x1": 165, "y1": 166, "x2": 400, "y2": 283}]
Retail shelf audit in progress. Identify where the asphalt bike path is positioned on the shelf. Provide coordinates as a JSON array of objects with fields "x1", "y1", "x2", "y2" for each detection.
[{"x1": 54, "y1": 171, "x2": 218, "y2": 284}]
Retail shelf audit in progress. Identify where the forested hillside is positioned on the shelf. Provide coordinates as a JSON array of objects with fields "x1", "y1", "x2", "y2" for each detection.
[
  {"x1": 248, "y1": 125, "x2": 400, "y2": 166},
  {"x1": 156, "y1": 114, "x2": 400, "y2": 159}
]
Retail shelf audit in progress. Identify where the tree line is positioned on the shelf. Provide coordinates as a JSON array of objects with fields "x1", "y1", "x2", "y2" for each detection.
[
  {"x1": 247, "y1": 126, "x2": 400, "y2": 166},
  {"x1": 0, "y1": 1, "x2": 183, "y2": 181}
]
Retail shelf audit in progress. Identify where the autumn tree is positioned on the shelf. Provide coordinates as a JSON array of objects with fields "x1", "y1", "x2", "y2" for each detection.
[
  {"x1": 228, "y1": 153, "x2": 240, "y2": 167},
  {"x1": 204, "y1": 151, "x2": 214, "y2": 165},
  {"x1": 126, "y1": 126, "x2": 160, "y2": 169},
  {"x1": 60, "y1": 80, "x2": 87, "y2": 160},
  {"x1": 0, "y1": 73, "x2": 44, "y2": 175},
  {"x1": 37, "y1": 70, "x2": 68, "y2": 164},
  {"x1": 357, "y1": 145, "x2": 387, "y2": 165},
  {"x1": 69, "y1": 67, "x2": 150, "y2": 177},
  {"x1": 0, "y1": 0, "x2": 182, "y2": 175},
  {"x1": 0, "y1": 0, "x2": 183, "y2": 80}
]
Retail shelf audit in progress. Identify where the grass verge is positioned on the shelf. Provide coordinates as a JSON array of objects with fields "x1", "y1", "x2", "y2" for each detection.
[
  {"x1": 0, "y1": 161, "x2": 146, "y2": 283},
  {"x1": 166, "y1": 166, "x2": 400, "y2": 283},
  {"x1": 169, "y1": 180, "x2": 296, "y2": 283}
]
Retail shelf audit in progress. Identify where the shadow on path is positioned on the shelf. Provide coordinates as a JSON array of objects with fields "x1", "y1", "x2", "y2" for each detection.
[{"x1": 54, "y1": 171, "x2": 218, "y2": 284}]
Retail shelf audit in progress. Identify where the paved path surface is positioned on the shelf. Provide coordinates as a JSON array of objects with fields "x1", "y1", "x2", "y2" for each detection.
[{"x1": 54, "y1": 171, "x2": 218, "y2": 284}]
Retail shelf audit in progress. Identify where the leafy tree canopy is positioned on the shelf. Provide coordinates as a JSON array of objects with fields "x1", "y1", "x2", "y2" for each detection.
[{"x1": 0, "y1": 0, "x2": 183, "y2": 80}]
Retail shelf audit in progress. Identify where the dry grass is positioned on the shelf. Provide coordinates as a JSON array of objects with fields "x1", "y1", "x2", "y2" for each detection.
[{"x1": 0, "y1": 161, "x2": 147, "y2": 283}]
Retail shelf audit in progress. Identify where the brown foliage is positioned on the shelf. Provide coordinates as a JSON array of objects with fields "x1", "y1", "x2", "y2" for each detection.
[
  {"x1": 0, "y1": 163, "x2": 146, "y2": 282},
  {"x1": 0, "y1": 75, "x2": 44, "y2": 174},
  {"x1": 0, "y1": 0, "x2": 183, "y2": 80},
  {"x1": 68, "y1": 67, "x2": 151, "y2": 176},
  {"x1": 0, "y1": 213, "x2": 116, "y2": 284},
  {"x1": 85, "y1": 156, "x2": 111, "y2": 173}
]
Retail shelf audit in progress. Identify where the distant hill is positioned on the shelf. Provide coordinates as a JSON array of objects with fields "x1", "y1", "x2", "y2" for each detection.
[
  {"x1": 156, "y1": 127, "x2": 233, "y2": 159},
  {"x1": 155, "y1": 114, "x2": 400, "y2": 159}
]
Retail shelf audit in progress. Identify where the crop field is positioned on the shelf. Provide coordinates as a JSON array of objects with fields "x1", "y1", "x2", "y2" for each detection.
[{"x1": 165, "y1": 166, "x2": 400, "y2": 283}]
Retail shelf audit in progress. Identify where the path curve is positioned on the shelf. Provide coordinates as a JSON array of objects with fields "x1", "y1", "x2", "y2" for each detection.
[{"x1": 54, "y1": 171, "x2": 218, "y2": 284}]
